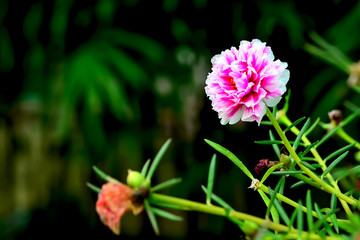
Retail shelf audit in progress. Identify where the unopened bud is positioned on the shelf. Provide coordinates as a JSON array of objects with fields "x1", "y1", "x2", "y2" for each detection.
[
  {"x1": 280, "y1": 154, "x2": 292, "y2": 169},
  {"x1": 328, "y1": 110, "x2": 343, "y2": 127},
  {"x1": 126, "y1": 170, "x2": 145, "y2": 189}
]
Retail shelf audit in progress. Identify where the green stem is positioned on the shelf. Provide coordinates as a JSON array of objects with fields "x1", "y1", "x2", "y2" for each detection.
[
  {"x1": 267, "y1": 107, "x2": 357, "y2": 207},
  {"x1": 149, "y1": 193, "x2": 340, "y2": 240}
]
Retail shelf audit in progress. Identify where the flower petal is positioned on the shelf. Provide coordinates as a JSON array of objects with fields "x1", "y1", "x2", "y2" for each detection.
[{"x1": 96, "y1": 182, "x2": 135, "y2": 235}]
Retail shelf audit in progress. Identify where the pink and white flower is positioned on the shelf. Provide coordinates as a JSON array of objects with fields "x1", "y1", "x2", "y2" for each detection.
[{"x1": 205, "y1": 39, "x2": 289, "y2": 125}]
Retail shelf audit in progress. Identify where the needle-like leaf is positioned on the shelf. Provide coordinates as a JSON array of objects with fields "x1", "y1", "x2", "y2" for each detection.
[
  {"x1": 205, "y1": 139, "x2": 254, "y2": 180},
  {"x1": 206, "y1": 154, "x2": 217, "y2": 205},
  {"x1": 144, "y1": 200, "x2": 160, "y2": 235},
  {"x1": 306, "y1": 190, "x2": 314, "y2": 232},
  {"x1": 322, "y1": 151, "x2": 349, "y2": 177},
  {"x1": 146, "y1": 139, "x2": 172, "y2": 181}
]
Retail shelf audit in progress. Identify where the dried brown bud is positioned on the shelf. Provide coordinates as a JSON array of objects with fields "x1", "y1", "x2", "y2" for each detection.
[{"x1": 254, "y1": 159, "x2": 280, "y2": 176}]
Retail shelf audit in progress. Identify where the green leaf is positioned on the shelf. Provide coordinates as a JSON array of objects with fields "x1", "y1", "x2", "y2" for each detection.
[
  {"x1": 268, "y1": 189, "x2": 290, "y2": 225},
  {"x1": 86, "y1": 182, "x2": 101, "y2": 193},
  {"x1": 146, "y1": 139, "x2": 172, "y2": 181},
  {"x1": 50, "y1": 0, "x2": 73, "y2": 41},
  {"x1": 306, "y1": 190, "x2": 314, "y2": 232},
  {"x1": 304, "y1": 117, "x2": 320, "y2": 136},
  {"x1": 151, "y1": 207, "x2": 183, "y2": 221},
  {"x1": 333, "y1": 165, "x2": 360, "y2": 181},
  {"x1": 290, "y1": 181, "x2": 305, "y2": 189},
  {"x1": 300, "y1": 157, "x2": 317, "y2": 161},
  {"x1": 151, "y1": 178, "x2": 182, "y2": 192},
  {"x1": 147, "y1": 199, "x2": 188, "y2": 211},
  {"x1": 282, "y1": 89, "x2": 291, "y2": 114},
  {"x1": 171, "y1": 18, "x2": 192, "y2": 42},
  {"x1": 301, "y1": 141, "x2": 319, "y2": 157},
  {"x1": 269, "y1": 130, "x2": 281, "y2": 159},
  {"x1": 206, "y1": 154, "x2": 217, "y2": 205},
  {"x1": 307, "y1": 32, "x2": 352, "y2": 73},
  {"x1": 278, "y1": 176, "x2": 286, "y2": 197},
  {"x1": 297, "y1": 200, "x2": 304, "y2": 239},
  {"x1": 258, "y1": 190, "x2": 279, "y2": 224},
  {"x1": 0, "y1": 27, "x2": 14, "y2": 72},
  {"x1": 289, "y1": 207, "x2": 298, "y2": 231},
  {"x1": 271, "y1": 171, "x2": 304, "y2": 175},
  {"x1": 293, "y1": 118, "x2": 311, "y2": 151},
  {"x1": 266, "y1": 177, "x2": 287, "y2": 224},
  {"x1": 144, "y1": 200, "x2": 160, "y2": 235},
  {"x1": 344, "y1": 101, "x2": 360, "y2": 113},
  {"x1": 95, "y1": 0, "x2": 116, "y2": 24},
  {"x1": 92, "y1": 166, "x2": 120, "y2": 183},
  {"x1": 283, "y1": 116, "x2": 306, "y2": 133},
  {"x1": 313, "y1": 203, "x2": 332, "y2": 237},
  {"x1": 300, "y1": 160, "x2": 316, "y2": 170},
  {"x1": 201, "y1": 185, "x2": 233, "y2": 210},
  {"x1": 105, "y1": 47, "x2": 148, "y2": 88},
  {"x1": 254, "y1": 140, "x2": 283, "y2": 145},
  {"x1": 260, "y1": 121, "x2": 273, "y2": 126},
  {"x1": 274, "y1": 199, "x2": 290, "y2": 226},
  {"x1": 260, "y1": 163, "x2": 283, "y2": 185},
  {"x1": 141, "y1": 159, "x2": 151, "y2": 177},
  {"x1": 324, "y1": 143, "x2": 355, "y2": 162},
  {"x1": 23, "y1": 3, "x2": 43, "y2": 42},
  {"x1": 330, "y1": 194, "x2": 339, "y2": 233},
  {"x1": 101, "y1": 77, "x2": 133, "y2": 120},
  {"x1": 272, "y1": 105, "x2": 278, "y2": 117},
  {"x1": 322, "y1": 151, "x2": 349, "y2": 177},
  {"x1": 313, "y1": 208, "x2": 338, "y2": 232},
  {"x1": 205, "y1": 139, "x2": 254, "y2": 180},
  {"x1": 100, "y1": 29, "x2": 166, "y2": 63}
]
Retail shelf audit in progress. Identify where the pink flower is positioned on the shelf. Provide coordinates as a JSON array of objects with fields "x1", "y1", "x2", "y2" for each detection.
[
  {"x1": 96, "y1": 182, "x2": 143, "y2": 235},
  {"x1": 205, "y1": 39, "x2": 289, "y2": 125}
]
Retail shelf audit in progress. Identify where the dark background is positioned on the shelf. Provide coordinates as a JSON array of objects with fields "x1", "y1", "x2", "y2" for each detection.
[{"x1": 0, "y1": 0, "x2": 360, "y2": 239}]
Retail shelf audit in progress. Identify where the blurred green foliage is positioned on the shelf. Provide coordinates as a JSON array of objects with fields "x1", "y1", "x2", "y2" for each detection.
[{"x1": 0, "y1": 0, "x2": 359, "y2": 239}]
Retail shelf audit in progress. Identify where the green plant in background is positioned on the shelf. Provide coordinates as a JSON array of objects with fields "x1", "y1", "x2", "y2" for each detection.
[{"x1": 302, "y1": 2, "x2": 360, "y2": 119}]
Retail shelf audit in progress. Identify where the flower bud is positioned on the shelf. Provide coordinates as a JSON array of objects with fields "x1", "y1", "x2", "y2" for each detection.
[
  {"x1": 328, "y1": 109, "x2": 343, "y2": 127},
  {"x1": 126, "y1": 170, "x2": 145, "y2": 189},
  {"x1": 280, "y1": 153, "x2": 292, "y2": 169}
]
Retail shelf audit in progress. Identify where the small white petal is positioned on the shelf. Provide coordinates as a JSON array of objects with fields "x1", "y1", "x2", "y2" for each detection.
[{"x1": 264, "y1": 96, "x2": 281, "y2": 107}]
